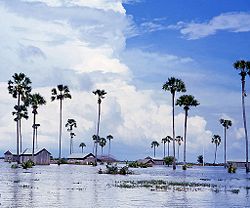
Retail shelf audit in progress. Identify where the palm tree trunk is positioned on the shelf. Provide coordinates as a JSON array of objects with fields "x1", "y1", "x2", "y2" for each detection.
[
  {"x1": 167, "y1": 142, "x2": 169, "y2": 157},
  {"x1": 35, "y1": 126, "x2": 38, "y2": 149},
  {"x1": 224, "y1": 127, "x2": 227, "y2": 168},
  {"x1": 214, "y1": 145, "x2": 218, "y2": 164},
  {"x1": 183, "y1": 109, "x2": 188, "y2": 166},
  {"x1": 178, "y1": 144, "x2": 180, "y2": 161},
  {"x1": 153, "y1": 146, "x2": 156, "y2": 158},
  {"x1": 241, "y1": 78, "x2": 249, "y2": 172},
  {"x1": 19, "y1": 119, "x2": 22, "y2": 154},
  {"x1": 108, "y1": 139, "x2": 111, "y2": 156},
  {"x1": 95, "y1": 101, "x2": 101, "y2": 164},
  {"x1": 172, "y1": 93, "x2": 176, "y2": 170},
  {"x1": 17, "y1": 93, "x2": 20, "y2": 164},
  {"x1": 69, "y1": 137, "x2": 71, "y2": 155},
  {"x1": 32, "y1": 112, "x2": 36, "y2": 161},
  {"x1": 163, "y1": 142, "x2": 166, "y2": 158},
  {"x1": 59, "y1": 98, "x2": 62, "y2": 160}
]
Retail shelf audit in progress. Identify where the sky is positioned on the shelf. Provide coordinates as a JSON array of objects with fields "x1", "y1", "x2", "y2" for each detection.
[{"x1": 0, "y1": 0, "x2": 250, "y2": 163}]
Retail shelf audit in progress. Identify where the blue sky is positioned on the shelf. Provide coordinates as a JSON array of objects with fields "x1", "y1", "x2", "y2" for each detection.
[{"x1": 0, "y1": 0, "x2": 250, "y2": 163}]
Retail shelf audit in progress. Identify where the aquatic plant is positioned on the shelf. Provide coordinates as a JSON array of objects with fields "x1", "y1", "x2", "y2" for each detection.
[
  {"x1": 21, "y1": 160, "x2": 35, "y2": 169},
  {"x1": 228, "y1": 164, "x2": 237, "y2": 173}
]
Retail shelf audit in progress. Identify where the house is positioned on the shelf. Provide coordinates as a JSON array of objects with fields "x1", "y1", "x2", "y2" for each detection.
[
  {"x1": 97, "y1": 155, "x2": 118, "y2": 163},
  {"x1": 67, "y1": 153, "x2": 96, "y2": 164},
  {"x1": 4, "y1": 150, "x2": 15, "y2": 162},
  {"x1": 137, "y1": 156, "x2": 165, "y2": 166},
  {"x1": 20, "y1": 148, "x2": 51, "y2": 165}
]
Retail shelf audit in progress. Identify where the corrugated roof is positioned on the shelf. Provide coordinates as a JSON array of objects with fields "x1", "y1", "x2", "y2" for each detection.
[
  {"x1": 21, "y1": 148, "x2": 51, "y2": 155},
  {"x1": 67, "y1": 153, "x2": 95, "y2": 159}
]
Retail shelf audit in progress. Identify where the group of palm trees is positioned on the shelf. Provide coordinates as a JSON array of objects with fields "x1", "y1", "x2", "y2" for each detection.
[
  {"x1": 8, "y1": 73, "x2": 114, "y2": 164},
  {"x1": 8, "y1": 73, "x2": 46, "y2": 163}
]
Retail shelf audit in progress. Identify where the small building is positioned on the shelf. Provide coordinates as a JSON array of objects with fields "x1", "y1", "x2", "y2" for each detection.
[
  {"x1": 67, "y1": 153, "x2": 96, "y2": 164},
  {"x1": 20, "y1": 148, "x2": 51, "y2": 165},
  {"x1": 4, "y1": 150, "x2": 14, "y2": 162},
  {"x1": 97, "y1": 155, "x2": 118, "y2": 163},
  {"x1": 137, "y1": 156, "x2": 165, "y2": 166}
]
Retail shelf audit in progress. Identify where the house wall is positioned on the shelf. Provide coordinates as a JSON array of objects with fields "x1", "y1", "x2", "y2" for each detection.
[
  {"x1": 4, "y1": 154, "x2": 13, "y2": 162},
  {"x1": 20, "y1": 150, "x2": 50, "y2": 165}
]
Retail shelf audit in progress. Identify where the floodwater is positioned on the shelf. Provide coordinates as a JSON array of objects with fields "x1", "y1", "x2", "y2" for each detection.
[{"x1": 0, "y1": 160, "x2": 250, "y2": 208}]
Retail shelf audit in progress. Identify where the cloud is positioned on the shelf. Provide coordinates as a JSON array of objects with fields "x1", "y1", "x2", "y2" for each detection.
[
  {"x1": 169, "y1": 12, "x2": 250, "y2": 40},
  {"x1": 21, "y1": 0, "x2": 126, "y2": 13}
]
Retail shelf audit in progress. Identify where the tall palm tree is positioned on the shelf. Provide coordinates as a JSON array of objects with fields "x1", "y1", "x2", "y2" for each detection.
[
  {"x1": 92, "y1": 134, "x2": 100, "y2": 154},
  {"x1": 33, "y1": 123, "x2": 40, "y2": 149},
  {"x1": 151, "y1": 141, "x2": 159, "y2": 158},
  {"x1": 233, "y1": 60, "x2": 250, "y2": 172},
  {"x1": 212, "y1": 135, "x2": 221, "y2": 164},
  {"x1": 99, "y1": 137, "x2": 107, "y2": 155},
  {"x1": 29, "y1": 93, "x2": 46, "y2": 160},
  {"x1": 163, "y1": 77, "x2": 186, "y2": 170},
  {"x1": 176, "y1": 95, "x2": 199, "y2": 167},
  {"x1": 106, "y1": 134, "x2": 113, "y2": 155},
  {"x1": 8, "y1": 73, "x2": 32, "y2": 163},
  {"x1": 51, "y1": 85, "x2": 71, "y2": 160},
  {"x1": 65, "y1": 119, "x2": 77, "y2": 155},
  {"x1": 93, "y1": 89, "x2": 107, "y2": 164},
  {"x1": 176, "y1": 135, "x2": 183, "y2": 161},
  {"x1": 161, "y1": 137, "x2": 167, "y2": 158},
  {"x1": 220, "y1": 119, "x2": 232, "y2": 168},
  {"x1": 79, "y1": 142, "x2": 86, "y2": 153}
]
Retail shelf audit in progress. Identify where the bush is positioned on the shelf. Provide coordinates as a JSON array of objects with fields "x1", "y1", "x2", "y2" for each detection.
[
  {"x1": 11, "y1": 164, "x2": 19, "y2": 169},
  {"x1": 228, "y1": 164, "x2": 237, "y2": 173},
  {"x1": 101, "y1": 164, "x2": 133, "y2": 175},
  {"x1": 21, "y1": 160, "x2": 35, "y2": 169},
  {"x1": 164, "y1": 156, "x2": 175, "y2": 166},
  {"x1": 128, "y1": 161, "x2": 150, "y2": 168},
  {"x1": 182, "y1": 165, "x2": 187, "y2": 170}
]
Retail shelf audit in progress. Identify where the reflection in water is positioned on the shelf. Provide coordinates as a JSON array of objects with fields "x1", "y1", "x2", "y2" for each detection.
[{"x1": 0, "y1": 160, "x2": 249, "y2": 208}]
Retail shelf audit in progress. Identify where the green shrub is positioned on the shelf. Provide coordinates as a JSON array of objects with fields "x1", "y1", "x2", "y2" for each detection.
[
  {"x1": 57, "y1": 158, "x2": 68, "y2": 165},
  {"x1": 164, "y1": 156, "x2": 175, "y2": 166},
  {"x1": 228, "y1": 164, "x2": 237, "y2": 173},
  {"x1": 21, "y1": 160, "x2": 35, "y2": 169},
  {"x1": 182, "y1": 165, "x2": 187, "y2": 170}
]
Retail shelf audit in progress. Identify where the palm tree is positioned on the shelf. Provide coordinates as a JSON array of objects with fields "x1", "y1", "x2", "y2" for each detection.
[
  {"x1": 65, "y1": 119, "x2": 77, "y2": 155},
  {"x1": 162, "y1": 136, "x2": 172, "y2": 157},
  {"x1": 163, "y1": 77, "x2": 186, "y2": 170},
  {"x1": 99, "y1": 137, "x2": 107, "y2": 155},
  {"x1": 233, "y1": 60, "x2": 250, "y2": 172},
  {"x1": 176, "y1": 95, "x2": 199, "y2": 167},
  {"x1": 12, "y1": 105, "x2": 29, "y2": 154},
  {"x1": 33, "y1": 123, "x2": 40, "y2": 149},
  {"x1": 106, "y1": 134, "x2": 114, "y2": 155},
  {"x1": 92, "y1": 134, "x2": 100, "y2": 154},
  {"x1": 176, "y1": 135, "x2": 183, "y2": 161},
  {"x1": 212, "y1": 135, "x2": 221, "y2": 164},
  {"x1": 79, "y1": 142, "x2": 86, "y2": 153},
  {"x1": 29, "y1": 93, "x2": 46, "y2": 160},
  {"x1": 93, "y1": 89, "x2": 107, "y2": 164},
  {"x1": 220, "y1": 119, "x2": 232, "y2": 168},
  {"x1": 8, "y1": 73, "x2": 32, "y2": 163},
  {"x1": 51, "y1": 85, "x2": 72, "y2": 160},
  {"x1": 161, "y1": 137, "x2": 167, "y2": 158},
  {"x1": 151, "y1": 141, "x2": 159, "y2": 158}
]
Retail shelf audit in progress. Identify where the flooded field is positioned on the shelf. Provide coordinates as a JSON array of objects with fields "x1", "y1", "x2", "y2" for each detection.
[{"x1": 0, "y1": 160, "x2": 250, "y2": 208}]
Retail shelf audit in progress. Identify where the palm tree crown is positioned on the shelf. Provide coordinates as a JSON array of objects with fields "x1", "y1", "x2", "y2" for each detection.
[
  {"x1": 212, "y1": 135, "x2": 221, "y2": 146},
  {"x1": 79, "y1": 142, "x2": 86, "y2": 153},
  {"x1": 220, "y1": 119, "x2": 232, "y2": 129},
  {"x1": 51, "y1": 84, "x2": 71, "y2": 101},
  {"x1": 162, "y1": 77, "x2": 186, "y2": 95},
  {"x1": 65, "y1": 119, "x2": 77, "y2": 131},
  {"x1": 93, "y1": 89, "x2": 107, "y2": 104},
  {"x1": 176, "y1": 95, "x2": 200, "y2": 111}
]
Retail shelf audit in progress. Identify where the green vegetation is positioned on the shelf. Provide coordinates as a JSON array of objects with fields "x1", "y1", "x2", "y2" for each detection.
[
  {"x1": 197, "y1": 155, "x2": 203, "y2": 164},
  {"x1": 128, "y1": 161, "x2": 151, "y2": 168},
  {"x1": 99, "y1": 164, "x2": 132, "y2": 175},
  {"x1": 57, "y1": 158, "x2": 68, "y2": 165},
  {"x1": 21, "y1": 160, "x2": 35, "y2": 169},
  {"x1": 228, "y1": 164, "x2": 237, "y2": 173},
  {"x1": 164, "y1": 156, "x2": 175, "y2": 167}
]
